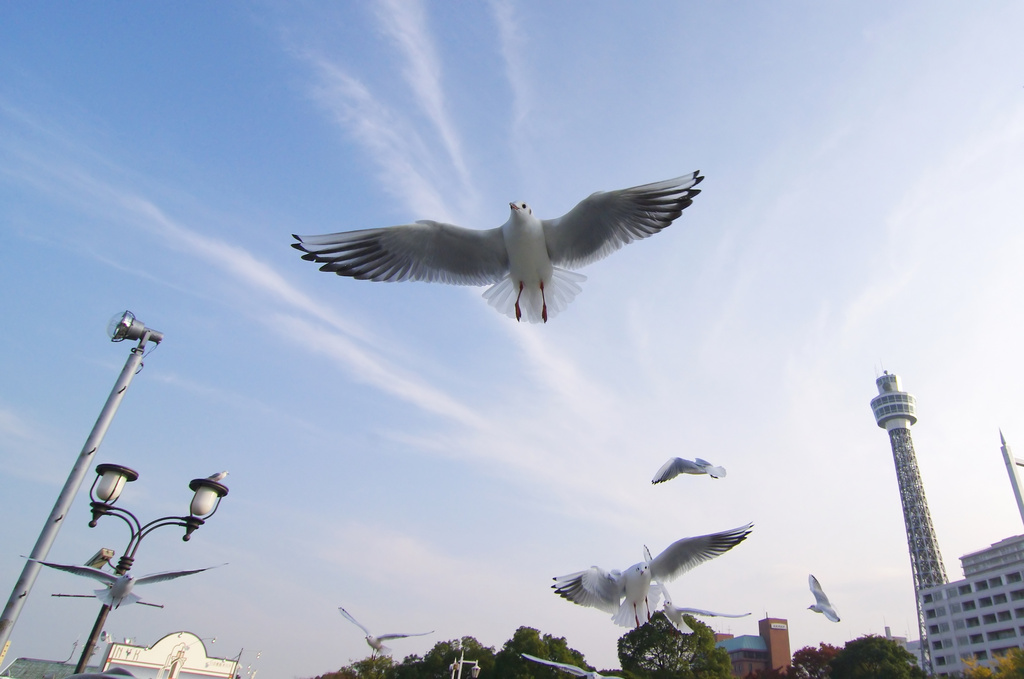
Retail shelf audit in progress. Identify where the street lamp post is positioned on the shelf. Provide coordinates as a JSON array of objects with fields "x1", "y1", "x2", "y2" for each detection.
[
  {"x1": 0, "y1": 312, "x2": 162, "y2": 656},
  {"x1": 74, "y1": 463, "x2": 229, "y2": 673},
  {"x1": 449, "y1": 642, "x2": 482, "y2": 679}
]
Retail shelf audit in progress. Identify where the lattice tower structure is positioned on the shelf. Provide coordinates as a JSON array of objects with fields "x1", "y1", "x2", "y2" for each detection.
[{"x1": 871, "y1": 372, "x2": 947, "y2": 675}]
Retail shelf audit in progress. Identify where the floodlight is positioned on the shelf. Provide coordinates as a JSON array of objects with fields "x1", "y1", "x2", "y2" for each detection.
[{"x1": 107, "y1": 310, "x2": 163, "y2": 344}]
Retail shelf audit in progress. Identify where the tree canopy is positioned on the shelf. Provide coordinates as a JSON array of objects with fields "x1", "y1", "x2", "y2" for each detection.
[
  {"x1": 790, "y1": 642, "x2": 841, "y2": 679},
  {"x1": 616, "y1": 612, "x2": 732, "y2": 679},
  {"x1": 827, "y1": 635, "x2": 925, "y2": 679},
  {"x1": 961, "y1": 647, "x2": 1024, "y2": 678}
]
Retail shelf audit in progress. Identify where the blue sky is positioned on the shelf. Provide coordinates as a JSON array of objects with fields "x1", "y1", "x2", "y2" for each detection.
[{"x1": 2, "y1": 2, "x2": 1024, "y2": 677}]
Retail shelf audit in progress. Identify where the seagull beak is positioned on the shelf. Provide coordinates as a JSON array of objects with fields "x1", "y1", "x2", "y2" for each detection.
[{"x1": 509, "y1": 202, "x2": 518, "y2": 211}]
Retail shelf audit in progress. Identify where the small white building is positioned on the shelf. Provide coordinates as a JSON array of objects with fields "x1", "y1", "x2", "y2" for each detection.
[
  {"x1": 918, "y1": 534, "x2": 1024, "y2": 676},
  {"x1": 101, "y1": 631, "x2": 237, "y2": 679}
]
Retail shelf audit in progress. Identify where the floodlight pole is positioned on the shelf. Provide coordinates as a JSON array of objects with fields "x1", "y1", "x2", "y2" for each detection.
[{"x1": 0, "y1": 318, "x2": 159, "y2": 654}]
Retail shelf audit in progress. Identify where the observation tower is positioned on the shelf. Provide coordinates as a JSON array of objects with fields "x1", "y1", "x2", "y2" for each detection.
[{"x1": 870, "y1": 372, "x2": 947, "y2": 673}]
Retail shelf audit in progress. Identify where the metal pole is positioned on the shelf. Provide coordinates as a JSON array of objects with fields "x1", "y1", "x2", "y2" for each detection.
[
  {"x1": 1000, "y1": 431, "x2": 1024, "y2": 528},
  {"x1": 0, "y1": 332, "x2": 154, "y2": 651},
  {"x1": 75, "y1": 553, "x2": 134, "y2": 674},
  {"x1": 75, "y1": 604, "x2": 113, "y2": 674}
]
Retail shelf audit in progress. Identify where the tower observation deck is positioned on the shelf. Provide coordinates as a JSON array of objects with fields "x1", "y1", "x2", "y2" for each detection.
[{"x1": 870, "y1": 372, "x2": 947, "y2": 674}]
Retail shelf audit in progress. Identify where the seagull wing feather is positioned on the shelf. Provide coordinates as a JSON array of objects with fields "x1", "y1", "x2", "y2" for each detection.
[
  {"x1": 293, "y1": 222, "x2": 509, "y2": 285},
  {"x1": 650, "y1": 523, "x2": 753, "y2": 581},
  {"x1": 32, "y1": 560, "x2": 118, "y2": 585},
  {"x1": 521, "y1": 654, "x2": 587, "y2": 677},
  {"x1": 809, "y1": 574, "x2": 831, "y2": 606},
  {"x1": 134, "y1": 565, "x2": 219, "y2": 586},
  {"x1": 552, "y1": 567, "x2": 624, "y2": 614},
  {"x1": 672, "y1": 607, "x2": 750, "y2": 618},
  {"x1": 543, "y1": 173, "x2": 703, "y2": 269},
  {"x1": 339, "y1": 607, "x2": 373, "y2": 636},
  {"x1": 376, "y1": 631, "x2": 433, "y2": 641},
  {"x1": 652, "y1": 457, "x2": 701, "y2": 484}
]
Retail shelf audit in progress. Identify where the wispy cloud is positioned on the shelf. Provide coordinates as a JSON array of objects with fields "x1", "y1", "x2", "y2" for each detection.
[
  {"x1": 489, "y1": 0, "x2": 532, "y2": 132},
  {"x1": 373, "y1": 0, "x2": 472, "y2": 193},
  {"x1": 0, "y1": 407, "x2": 34, "y2": 441},
  {"x1": 306, "y1": 59, "x2": 451, "y2": 220},
  {"x1": 270, "y1": 313, "x2": 486, "y2": 428},
  {"x1": 0, "y1": 106, "x2": 487, "y2": 428},
  {"x1": 298, "y1": 0, "x2": 481, "y2": 223}
]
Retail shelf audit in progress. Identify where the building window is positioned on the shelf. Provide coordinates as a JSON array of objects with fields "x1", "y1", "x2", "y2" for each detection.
[
  {"x1": 961, "y1": 584, "x2": 974, "y2": 595},
  {"x1": 939, "y1": 622, "x2": 950, "y2": 632},
  {"x1": 995, "y1": 594, "x2": 1008, "y2": 604},
  {"x1": 924, "y1": 593, "x2": 934, "y2": 603},
  {"x1": 957, "y1": 635, "x2": 969, "y2": 645},
  {"x1": 951, "y1": 602, "x2": 962, "y2": 613},
  {"x1": 1010, "y1": 589, "x2": 1024, "y2": 601},
  {"x1": 984, "y1": 614, "x2": 998, "y2": 624},
  {"x1": 999, "y1": 611, "x2": 1013, "y2": 622},
  {"x1": 1008, "y1": 572, "x2": 1022, "y2": 584},
  {"x1": 990, "y1": 577, "x2": 1004, "y2": 587},
  {"x1": 947, "y1": 587, "x2": 960, "y2": 599},
  {"x1": 976, "y1": 651, "x2": 989, "y2": 660},
  {"x1": 970, "y1": 634, "x2": 984, "y2": 644},
  {"x1": 988, "y1": 629, "x2": 1016, "y2": 641},
  {"x1": 977, "y1": 581, "x2": 990, "y2": 591},
  {"x1": 955, "y1": 620, "x2": 966, "y2": 630},
  {"x1": 1016, "y1": 608, "x2": 1024, "y2": 618},
  {"x1": 980, "y1": 597, "x2": 994, "y2": 608},
  {"x1": 936, "y1": 656, "x2": 947, "y2": 666},
  {"x1": 926, "y1": 609, "x2": 936, "y2": 619},
  {"x1": 964, "y1": 601, "x2": 977, "y2": 611},
  {"x1": 933, "y1": 640, "x2": 943, "y2": 650},
  {"x1": 929, "y1": 625, "x2": 939, "y2": 634},
  {"x1": 967, "y1": 617, "x2": 980, "y2": 628}
]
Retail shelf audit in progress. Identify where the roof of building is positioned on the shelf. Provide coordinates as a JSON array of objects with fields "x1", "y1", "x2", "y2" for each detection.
[
  {"x1": 1, "y1": 658, "x2": 100, "y2": 679},
  {"x1": 716, "y1": 635, "x2": 768, "y2": 653}
]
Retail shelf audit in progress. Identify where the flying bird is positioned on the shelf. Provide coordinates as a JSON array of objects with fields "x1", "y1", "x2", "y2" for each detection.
[
  {"x1": 292, "y1": 173, "x2": 703, "y2": 323},
  {"x1": 552, "y1": 523, "x2": 752, "y2": 628},
  {"x1": 651, "y1": 457, "x2": 726, "y2": 484},
  {"x1": 807, "y1": 574, "x2": 840, "y2": 622},
  {"x1": 652, "y1": 582, "x2": 750, "y2": 633},
  {"x1": 521, "y1": 654, "x2": 621, "y2": 679},
  {"x1": 32, "y1": 559, "x2": 220, "y2": 609},
  {"x1": 338, "y1": 606, "x2": 432, "y2": 656}
]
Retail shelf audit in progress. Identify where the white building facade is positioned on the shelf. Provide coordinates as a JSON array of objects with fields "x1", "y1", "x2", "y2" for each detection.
[
  {"x1": 102, "y1": 631, "x2": 238, "y2": 679},
  {"x1": 919, "y1": 534, "x2": 1024, "y2": 676}
]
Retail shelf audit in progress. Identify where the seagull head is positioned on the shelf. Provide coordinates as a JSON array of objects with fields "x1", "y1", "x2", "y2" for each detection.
[{"x1": 509, "y1": 201, "x2": 532, "y2": 216}]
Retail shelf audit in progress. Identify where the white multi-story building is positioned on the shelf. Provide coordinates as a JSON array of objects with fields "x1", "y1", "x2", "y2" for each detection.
[{"x1": 919, "y1": 534, "x2": 1024, "y2": 675}]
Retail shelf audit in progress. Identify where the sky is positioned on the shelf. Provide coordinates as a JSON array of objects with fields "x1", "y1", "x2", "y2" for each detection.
[{"x1": 2, "y1": 2, "x2": 1024, "y2": 678}]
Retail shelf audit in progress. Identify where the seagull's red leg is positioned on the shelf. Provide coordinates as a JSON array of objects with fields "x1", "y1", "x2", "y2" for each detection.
[
  {"x1": 514, "y1": 281, "x2": 524, "y2": 322},
  {"x1": 634, "y1": 603, "x2": 641, "y2": 628},
  {"x1": 646, "y1": 596, "x2": 652, "y2": 621},
  {"x1": 540, "y1": 281, "x2": 548, "y2": 323}
]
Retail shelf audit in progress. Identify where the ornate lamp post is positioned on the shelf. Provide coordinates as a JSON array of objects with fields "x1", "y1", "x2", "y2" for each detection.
[
  {"x1": 74, "y1": 464, "x2": 229, "y2": 673},
  {"x1": 449, "y1": 641, "x2": 482, "y2": 679},
  {"x1": 0, "y1": 311, "x2": 162, "y2": 656}
]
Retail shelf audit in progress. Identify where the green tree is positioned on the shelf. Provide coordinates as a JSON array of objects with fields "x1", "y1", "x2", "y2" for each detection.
[
  {"x1": 828, "y1": 635, "x2": 925, "y2": 679},
  {"x1": 617, "y1": 612, "x2": 732, "y2": 679},
  {"x1": 394, "y1": 637, "x2": 497, "y2": 679},
  {"x1": 790, "y1": 643, "x2": 841, "y2": 679},
  {"x1": 313, "y1": 655, "x2": 396, "y2": 679},
  {"x1": 493, "y1": 627, "x2": 592, "y2": 679}
]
